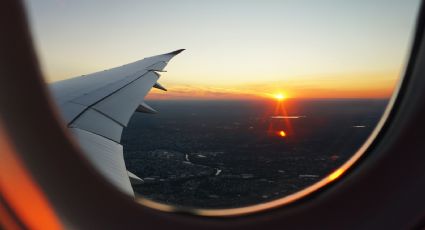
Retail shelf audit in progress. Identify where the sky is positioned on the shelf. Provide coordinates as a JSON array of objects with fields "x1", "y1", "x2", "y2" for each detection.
[{"x1": 24, "y1": 0, "x2": 420, "y2": 100}]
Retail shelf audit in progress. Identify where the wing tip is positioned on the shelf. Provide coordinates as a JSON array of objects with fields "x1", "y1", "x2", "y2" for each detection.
[{"x1": 167, "y1": 49, "x2": 185, "y2": 55}]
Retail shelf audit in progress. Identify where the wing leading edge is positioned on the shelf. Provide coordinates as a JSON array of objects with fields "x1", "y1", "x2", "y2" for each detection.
[{"x1": 49, "y1": 49, "x2": 184, "y2": 196}]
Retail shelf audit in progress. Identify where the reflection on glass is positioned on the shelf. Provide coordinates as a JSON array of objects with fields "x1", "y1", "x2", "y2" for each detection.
[{"x1": 25, "y1": 0, "x2": 420, "y2": 211}]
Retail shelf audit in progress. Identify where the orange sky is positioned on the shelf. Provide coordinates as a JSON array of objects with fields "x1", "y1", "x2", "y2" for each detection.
[{"x1": 147, "y1": 72, "x2": 399, "y2": 100}]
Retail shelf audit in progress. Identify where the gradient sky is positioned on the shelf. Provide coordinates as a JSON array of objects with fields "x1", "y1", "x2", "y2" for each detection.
[{"x1": 24, "y1": 0, "x2": 420, "y2": 99}]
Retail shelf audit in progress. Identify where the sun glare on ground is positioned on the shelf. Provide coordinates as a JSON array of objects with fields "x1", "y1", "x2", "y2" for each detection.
[{"x1": 278, "y1": 130, "x2": 287, "y2": 137}]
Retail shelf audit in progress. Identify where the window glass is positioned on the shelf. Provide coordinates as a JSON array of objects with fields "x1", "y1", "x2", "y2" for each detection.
[{"x1": 25, "y1": 0, "x2": 420, "y2": 211}]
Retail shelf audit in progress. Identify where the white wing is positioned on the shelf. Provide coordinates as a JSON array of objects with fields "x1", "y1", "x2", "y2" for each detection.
[{"x1": 48, "y1": 49, "x2": 184, "y2": 196}]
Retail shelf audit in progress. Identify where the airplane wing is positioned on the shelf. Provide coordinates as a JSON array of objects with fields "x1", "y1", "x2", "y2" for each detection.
[{"x1": 48, "y1": 49, "x2": 184, "y2": 196}]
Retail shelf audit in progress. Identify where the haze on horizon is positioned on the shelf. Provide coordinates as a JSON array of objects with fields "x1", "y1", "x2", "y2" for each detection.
[{"x1": 25, "y1": 0, "x2": 420, "y2": 100}]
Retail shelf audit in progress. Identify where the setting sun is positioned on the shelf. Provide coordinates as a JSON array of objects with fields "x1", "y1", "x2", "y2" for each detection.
[{"x1": 274, "y1": 93, "x2": 287, "y2": 101}]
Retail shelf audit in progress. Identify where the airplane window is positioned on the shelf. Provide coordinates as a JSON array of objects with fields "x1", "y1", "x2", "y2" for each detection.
[{"x1": 24, "y1": 0, "x2": 420, "y2": 214}]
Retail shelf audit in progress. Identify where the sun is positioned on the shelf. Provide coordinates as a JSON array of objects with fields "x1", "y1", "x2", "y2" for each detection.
[{"x1": 273, "y1": 92, "x2": 287, "y2": 101}]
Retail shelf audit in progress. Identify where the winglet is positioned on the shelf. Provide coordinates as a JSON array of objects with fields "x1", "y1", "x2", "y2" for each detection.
[{"x1": 136, "y1": 102, "x2": 157, "y2": 114}]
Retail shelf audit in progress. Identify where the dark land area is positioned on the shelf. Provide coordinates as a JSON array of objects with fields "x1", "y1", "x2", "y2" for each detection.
[{"x1": 122, "y1": 99, "x2": 388, "y2": 208}]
